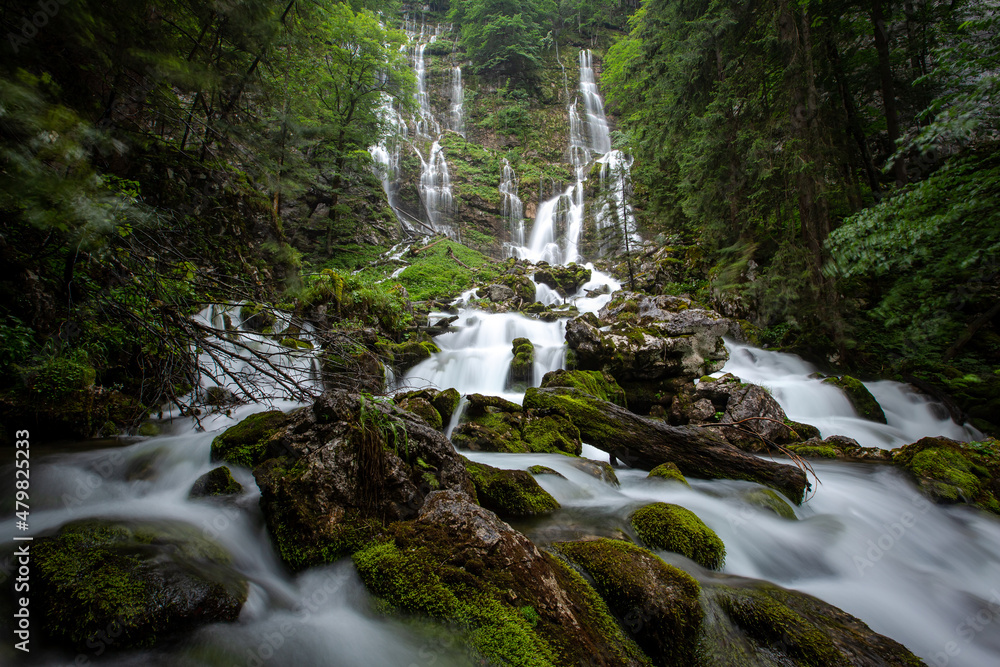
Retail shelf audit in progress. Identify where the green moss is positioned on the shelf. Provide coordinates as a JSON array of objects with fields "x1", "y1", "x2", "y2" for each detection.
[
  {"x1": 539, "y1": 369, "x2": 627, "y2": 407},
  {"x1": 210, "y1": 410, "x2": 289, "y2": 468},
  {"x1": 463, "y1": 458, "x2": 560, "y2": 516},
  {"x1": 630, "y1": 502, "x2": 726, "y2": 570},
  {"x1": 823, "y1": 376, "x2": 887, "y2": 423},
  {"x1": 790, "y1": 445, "x2": 839, "y2": 459},
  {"x1": 717, "y1": 588, "x2": 842, "y2": 666},
  {"x1": 893, "y1": 437, "x2": 1000, "y2": 514},
  {"x1": 527, "y1": 465, "x2": 562, "y2": 476},
  {"x1": 555, "y1": 539, "x2": 702, "y2": 666},
  {"x1": 352, "y1": 535, "x2": 558, "y2": 667},
  {"x1": 785, "y1": 420, "x2": 822, "y2": 441},
  {"x1": 742, "y1": 488, "x2": 797, "y2": 520},
  {"x1": 279, "y1": 337, "x2": 314, "y2": 350},
  {"x1": 396, "y1": 239, "x2": 498, "y2": 302},
  {"x1": 522, "y1": 410, "x2": 582, "y2": 455},
  {"x1": 647, "y1": 462, "x2": 690, "y2": 486},
  {"x1": 398, "y1": 396, "x2": 444, "y2": 430},
  {"x1": 431, "y1": 387, "x2": 461, "y2": 424}
]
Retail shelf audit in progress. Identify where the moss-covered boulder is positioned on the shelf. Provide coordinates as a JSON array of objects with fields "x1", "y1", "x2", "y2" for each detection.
[
  {"x1": 522, "y1": 407, "x2": 582, "y2": 455},
  {"x1": 540, "y1": 368, "x2": 627, "y2": 407},
  {"x1": 378, "y1": 337, "x2": 441, "y2": 374},
  {"x1": 463, "y1": 458, "x2": 560, "y2": 517},
  {"x1": 452, "y1": 393, "x2": 527, "y2": 453},
  {"x1": 647, "y1": 462, "x2": 689, "y2": 486},
  {"x1": 524, "y1": 386, "x2": 809, "y2": 503},
  {"x1": 239, "y1": 302, "x2": 275, "y2": 332},
  {"x1": 693, "y1": 374, "x2": 797, "y2": 451},
  {"x1": 397, "y1": 395, "x2": 444, "y2": 430},
  {"x1": 568, "y1": 457, "x2": 621, "y2": 485},
  {"x1": 210, "y1": 410, "x2": 291, "y2": 468},
  {"x1": 253, "y1": 392, "x2": 475, "y2": 571},
  {"x1": 27, "y1": 520, "x2": 246, "y2": 650},
  {"x1": 432, "y1": 387, "x2": 461, "y2": 424},
  {"x1": 892, "y1": 436, "x2": 1000, "y2": 514},
  {"x1": 534, "y1": 262, "x2": 592, "y2": 296},
  {"x1": 555, "y1": 538, "x2": 703, "y2": 666},
  {"x1": 508, "y1": 337, "x2": 535, "y2": 391},
  {"x1": 353, "y1": 490, "x2": 650, "y2": 667},
  {"x1": 823, "y1": 375, "x2": 887, "y2": 423},
  {"x1": 630, "y1": 502, "x2": 726, "y2": 570},
  {"x1": 499, "y1": 272, "x2": 537, "y2": 302},
  {"x1": 699, "y1": 579, "x2": 924, "y2": 666},
  {"x1": 189, "y1": 466, "x2": 243, "y2": 498}
]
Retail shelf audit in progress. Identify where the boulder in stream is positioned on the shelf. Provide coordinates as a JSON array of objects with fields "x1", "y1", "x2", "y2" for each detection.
[
  {"x1": 892, "y1": 436, "x2": 1000, "y2": 514},
  {"x1": 630, "y1": 502, "x2": 726, "y2": 570},
  {"x1": 189, "y1": 465, "x2": 243, "y2": 498},
  {"x1": 27, "y1": 519, "x2": 247, "y2": 651},
  {"x1": 823, "y1": 375, "x2": 887, "y2": 423},
  {"x1": 463, "y1": 458, "x2": 561, "y2": 517}
]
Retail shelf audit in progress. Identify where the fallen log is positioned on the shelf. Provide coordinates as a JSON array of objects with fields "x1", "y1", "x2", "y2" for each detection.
[{"x1": 524, "y1": 386, "x2": 809, "y2": 503}]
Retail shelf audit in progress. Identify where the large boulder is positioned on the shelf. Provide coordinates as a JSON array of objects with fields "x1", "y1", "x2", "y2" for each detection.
[
  {"x1": 507, "y1": 337, "x2": 535, "y2": 391},
  {"x1": 189, "y1": 465, "x2": 243, "y2": 498},
  {"x1": 27, "y1": 519, "x2": 246, "y2": 650},
  {"x1": 353, "y1": 490, "x2": 650, "y2": 666},
  {"x1": 540, "y1": 368, "x2": 627, "y2": 407},
  {"x1": 691, "y1": 374, "x2": 798, "y2": 451},
  {"x1": 534, "y1": 262, "x2": 592, "y2": 296},
  {"x1": 892, "y1": 436, "x2": 1000, "y2": 514},
  {"x1": 251, "y1": 392, "x2": 475, "y2": 571},
  {"x1": 451, "y1": 393, "x2": 581, "y2": 455},
  {"x1": 210, "y1": 410, "x2": 291, "y2": 468},
  {"x1": 823, "y1": 375, "x2": 887, "y2": 423},
  {"x1": 565, "y1": 292, "x2": 732, "y2": 386},
  {"x1": 524, "y1": 386, "x2": 809, "y2": 503}
]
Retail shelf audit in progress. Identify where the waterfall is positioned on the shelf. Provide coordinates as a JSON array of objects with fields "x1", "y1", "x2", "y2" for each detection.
[
  {"x1": 417, "y1": 140, "x2": 453, "y2": 230},
  {"x1": 449, "y1": 66, "x2": 465, "y2": 136},
  {"x1": 500, "y1": 158, "x2": 525, "y2": 251},
  {"x1": 595, "y1": 149, "x2": 640, "y2": 254},
  {"x1": 413, "y1": 42, "x2": 439, "y2": 139},
  {"x1": 577, "y1": 50, "x2": 612, "y2": 155}
]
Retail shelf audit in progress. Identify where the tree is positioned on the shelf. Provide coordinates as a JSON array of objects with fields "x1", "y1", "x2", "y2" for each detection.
[{"x1": 450, "y1": 0, "x2": 557, "y2": 78}]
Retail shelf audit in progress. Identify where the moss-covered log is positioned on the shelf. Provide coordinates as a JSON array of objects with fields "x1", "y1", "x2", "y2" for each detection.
[{"x1": 524, "y1": 386, "x2": 809, "y2": 503}]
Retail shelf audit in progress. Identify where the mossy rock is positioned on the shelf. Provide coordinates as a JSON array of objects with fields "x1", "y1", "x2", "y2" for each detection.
[
  {"x1": 540, "y1": 369, "x2": 627, "y2": 407},
  {"x1": 789, "y1": 444, "x2": 839, "y2": 459},
  {"x1": 379, "y1": 338, "x2": 441, "y2": 373},
  {"x1": 742, "y1": 488, "x2": 797, "y2": 520},
  {"x1": 647, "y1": 462, "x2": 690, "y2": 486},
  {"x1": 508, "y1": 337, "x2": 535, "y2": 390},
  {"x1": 431, "y1": 387, "x2": 461, "y2": 424},
  {"x1": 137, "y1": 422, "x2": 161, "y2": 437},
  {"x1": 786, "y1": 420, "x2": 821, "y2": 441},
  {"x1": 239, "y1": 302, "x2": 275, "y2": 332},
  {"x1": 25, "y1": 519, "x2": 247, "y2": 650},
  {"x1": 555, "y1": 538, "x2": 702, "y2": 666},
  {"x1": 630, "y1": 502, "x2": 726, "y2": 570},
  {"x1": 452, "y1": 394, "x2": 527, "y2": 452},
  {"x1": 823, "y1": 376, "x2": 887, "y2": 423},
  {"x1": 189, "y1": 466, "x2": 243, "y2": 498},
  {"x1": 700, "y1": 580, "x2": 924, "y2": 666},
  {"x1": 463, "y1": 458, "x2": 560, "y2": 517},
  {"x1": 568, "y1": 457, "x2": 621, "y2": 486},
  {"x1": 534, "y1": 263, "x2": 592, "y2": 296},
  {"x1": 522, "y1": 408, "x2": 582, "y2": 455},
  {"x1": 210, "y1": 410, "x2": 290, "y2": 468},
  {"x1": 398, "y1": 396, "x2": 444, "y2": 430},
  {"x1": 499, "y1": 273, "x2": 537, "y2": 302},
  {"x1": 279, "y1": 337, "x2": 314, "y2": 350},
  {"x1": 528, "y1": 465, "x2": 563, "y2": 477},
  {"x1": 892, "y1": 436, "x2": 1000, "y2": 514}
]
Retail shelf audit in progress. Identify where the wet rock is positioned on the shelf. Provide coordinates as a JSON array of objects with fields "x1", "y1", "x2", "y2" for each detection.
[
  {"x1": 252, "y1": 392, "x2": 475, "y2": 570},
  {"x1": 452, "y1": 393, "x2": 527, "y2": 453},
  {"x1": 189, "y1": 466, "x2": 243, "y2": 498},
  {"x1": 463, "y1": 458, "x2": 560, "y2": 517},
  {"x1": 522, "y1": 407, "x2": 582, "y2": 455},
  {"x1": 694, "y1": 374, "x2": 794, "y2": 451},
  {"x1": 353, "y1": 490, "x2": 650, "y2": 666},
  {"x1": 528, "y1": 465, "x2": 564, "y2": 477},
  {"x1": 630, "y1": 502, "x2": 726, "y2": 570},
  {"x1": 823, "y1": 375, "x2": 887, "y2": 423},
  {"x1": 28, "y1": 519, "x2": 247, "y2": 650},
  {"x1": 699, "y1": 578, "x2": 923, "y2": 666},
  {"x1": 540, "y1": 368, "x2": 627, "y2": 407},
  {"x1": 891, "y1": 436, "x2": 1000, "y2": 514},
  {"x1": 204, "y1": 386, "x2": 237, "y2": 406},
  {"x1": 525, "y1": 386, "x2": 809, "y2": 503},
  {"x1": 741, "y1": 488, "x2": 797, "y2": 519},
  {"x1": 210, "y1": 410, "x2": 291, "y2": 468},
  {"x1": 555, "y1": 538, "x2": 703, "y2": 666},
  {"x1": 565, "y1": 292, "x2": 732, "y2": 384},
  {"x1": 376, "y1": 336, "x2": 441, "y2": 374},
  {"x1": 534, "y1": 262, "x2": 592, "y2": 296},
  {"x1": 568, "y1": 457, "x2": 621, "y2": 486},
  {"x1": 647, "y1": 462, "x2": 689, "y2": 486},
  {"x1": 480, "y1": 283, "x2": 516, "y2": 302},
  {"x1": 507, "y1": 337, "x2": 535, "y2": 391}
]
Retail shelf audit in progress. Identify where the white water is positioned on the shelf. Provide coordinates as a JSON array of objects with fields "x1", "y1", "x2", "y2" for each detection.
[
  {"x1": 595, "y1": 149, "x2": 640, "y2": 254},
  {"x1": 577, "y1": 50, "x2": 612, "y2": 155},
  {"x1": 718, "y1": 341, "x2": 982, "y2": 448},
  {"x1": 449, "y1": 66, "x2": 465, "y2": 136},
  {"x1": 417, "y1": 140, "x2": 453, "y2": 230},
  {"x1": 500, "y1": 158, "x2": 525, "y2": 253}
]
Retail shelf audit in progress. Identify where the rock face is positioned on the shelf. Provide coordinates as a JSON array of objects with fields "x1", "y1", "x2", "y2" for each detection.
[
  {"x1": 353, "y1": 490, "x2": 650, "y2": 667},
  {"x1": 524, "y1": 386, "x2": 809, "y2": 503},
  {"x1": 251, "y1": 392, "x2": 475, "y2": 571},
  {"x1": 30, "y1": 520, "x2": 246, "y2": 650}
]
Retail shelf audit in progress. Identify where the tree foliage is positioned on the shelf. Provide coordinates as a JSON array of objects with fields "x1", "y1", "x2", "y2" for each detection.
[{"x1": 450, "y1": 0, "x2": 557, "y2": 78}]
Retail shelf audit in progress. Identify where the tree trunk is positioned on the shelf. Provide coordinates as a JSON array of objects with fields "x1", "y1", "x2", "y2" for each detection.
[{"x1": 871, "y1": 0, "x2": 908, "y2": 186}]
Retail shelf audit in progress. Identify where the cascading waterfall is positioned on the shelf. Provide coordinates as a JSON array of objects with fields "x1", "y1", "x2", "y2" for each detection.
[
  {"x1": 449, "y1": 66, "x2": 465, "y2": 136},
  {"x1": 595, "y1": 149, "x2": 640, "y2": 254},
  {"x1": 513, "y1": 49, "x2": 625, "y2": 264},
  {"x1": 418, "y1": 140, "x2": 453, "y2": 229},
  {"x1": 500, "y1": 158, "x2": 525, "y2": 252},
  {"x1": 368, "y1": 94, "x2": 407, "y2": 216},
  {"x1": 413, "y1": 41, "x2": 440, "y2": 140}
]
